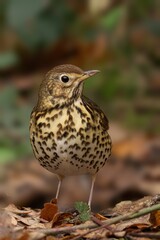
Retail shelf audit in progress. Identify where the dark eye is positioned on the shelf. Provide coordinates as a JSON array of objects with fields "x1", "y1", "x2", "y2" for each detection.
[{"x1": 61, "y1": 75, "x2": 69, "y2": 83}]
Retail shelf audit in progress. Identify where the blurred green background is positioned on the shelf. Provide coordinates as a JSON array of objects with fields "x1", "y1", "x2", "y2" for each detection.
[{"x1": 1, "y1": 0, "x2": 159, "y2": 163}]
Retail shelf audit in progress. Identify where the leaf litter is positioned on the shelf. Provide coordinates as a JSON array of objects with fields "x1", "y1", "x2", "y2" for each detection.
[{"x1": 1, "y1": 195, "x2": 160, "y2": 240}]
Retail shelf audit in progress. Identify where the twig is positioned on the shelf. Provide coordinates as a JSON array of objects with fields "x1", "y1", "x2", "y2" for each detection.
[
  {"x1": 33, "y1": 202, "x2": 160, "y2": 238},
  {"x1": 91, "y1": 215, "x2": 113, "y2": 233},
  {"x1": 33, "y1": 221, "x2": 97, "y2": 235},
  {"x1": 129, "y1": 232, "x2": 160, "y2": 239}
]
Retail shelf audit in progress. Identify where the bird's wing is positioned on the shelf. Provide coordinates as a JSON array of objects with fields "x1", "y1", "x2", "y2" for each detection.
[{"x1": 82, "y1": 95, "x2": 109, "y2": 130}]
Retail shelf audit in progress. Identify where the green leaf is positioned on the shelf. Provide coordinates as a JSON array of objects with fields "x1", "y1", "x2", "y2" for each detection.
[
  {"x1": 100, "y1": 6, "x2": 125, "y2": 30},
  {"x1": 7, "y1": 0, "x2": 46, "y2": 28},
  {"x1": 6, "y1": 0, "x2": 75, "y2": 49},
  {"x1": 79, "y1": 211, "x2": 91, "y2": 223},
  {"x1": 74, "y1": 201, "x2": 91, "y2": 222},
  {"x1": 0, "y1": 147, "x2": 16, "y2": 163},
  {"x1": 0, "y1": 51, "x2": 19, "y2": 70},
  {"x1": 74, "y1": 201, "x2": 90, "y2": 213}
]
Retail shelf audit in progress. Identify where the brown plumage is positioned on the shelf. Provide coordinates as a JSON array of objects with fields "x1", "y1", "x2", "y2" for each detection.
[{"x1": 30, "y1": 64, "x2": 112, "y2": 208}]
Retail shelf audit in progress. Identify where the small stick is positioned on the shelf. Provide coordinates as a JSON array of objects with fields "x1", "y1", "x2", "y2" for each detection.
[
  {"x1": 91, "y1": 215, "x2": 113, "y2": 233},
  {"x1": 129, "y1": 232, "x2": 160, "y2": 239}
]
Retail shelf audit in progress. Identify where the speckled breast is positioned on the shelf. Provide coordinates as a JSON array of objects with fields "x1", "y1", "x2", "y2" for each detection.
[{"x1": 30, "y1": 101, "x2": 111, "y2": 177}]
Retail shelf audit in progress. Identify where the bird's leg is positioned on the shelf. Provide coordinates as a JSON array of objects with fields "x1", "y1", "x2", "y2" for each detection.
[
  {"x1": 88, "y1": 174, "x2": 96, "y2": 208},
  {"x1": 55, "y1": 175, "x2": 63, "y2": 199}
]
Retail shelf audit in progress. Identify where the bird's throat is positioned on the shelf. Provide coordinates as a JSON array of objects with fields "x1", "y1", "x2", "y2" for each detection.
[{"x1": 36, "y1": 83, "x2": 84, "y2": 111}]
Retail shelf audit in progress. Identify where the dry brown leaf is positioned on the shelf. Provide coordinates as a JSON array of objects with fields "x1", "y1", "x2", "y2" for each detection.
[
  {"x1": 46, "y1": 235, "x2": 74, "y2": 240},
  {"x1": 131, "y1": 223, "x2": 151, "y2": 229},
  {"x1": 0, "y1": 209, "x2": 17, "y2": 227},
  {"x1": 46, "y1": 236, "x2": 57, "y2": 240},
  {"x1": 52, "y1": 212, "x2": 73, "y2": 227},
  {"x1": 40, "y1": 199, "x2": 58, "y2": 222},
  {"x1": 0, "y1": 226, "x2": 12, "y2": 240},
  {"x1": 74, "y1": 223, "x2": 111, "y2": 239},
  {"x1": 17, "y1": 232, "x2": 29, "y2": 240},
  {"x1": 9, "y1": 212, "x2": 38, "y2": 226},
  {"x1": 29, "y1": 231, "x2": 45, "y2": 240},
  {"x1": 150, "y1": 210, "x2": 160, "y2": 227},
  {"x1": 50, "y1": 198, "x2": 57, "y2": 204},
  {"x1": 0, "y1": 229, "x2": 30, "y2": 240},
  {"x1": 110, "y1": 196, "x2": 158, "y2": 231},
  {"x1": 60, "y1": 235, "x2": 78, "y2": 240},
  {"x1": 114, "y1": 231, "x2": 126, "y2": 238},
  {"x1": 3, "y1": 204, "x2": 46, "y2": 229},
  {"x1": 94, "y1": 213, "x2": 107, "y2": 221},
  {"x1": 112, "y1": 135, "x2": 151, "y2": 159},
  {"x1": 28, "y1": 222, "x2": 46, "y2": 229},
  {"x1": 113, "y1": 196, "x2": 158, "y2": 215},
  {"x1": 115, "y1": 215, "x2": 151, "y2": 231},
  {"x1": 5, "y1": 205, "x2": 31, "y2": 215}
]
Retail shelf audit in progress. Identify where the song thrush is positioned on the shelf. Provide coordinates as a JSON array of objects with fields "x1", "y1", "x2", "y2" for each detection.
[{"x1": 30, "y1": 64, "x2": 112, "y2": 207}]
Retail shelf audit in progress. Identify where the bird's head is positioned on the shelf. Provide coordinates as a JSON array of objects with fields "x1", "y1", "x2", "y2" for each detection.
[{"x1": 37, "y1": 64, "x2": 99, "y2": 110}]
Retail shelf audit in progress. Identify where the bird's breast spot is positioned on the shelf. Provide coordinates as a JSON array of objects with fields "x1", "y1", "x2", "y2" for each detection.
[{"x1": 56, "y1": 140, "x2": 68, "y2": 159}]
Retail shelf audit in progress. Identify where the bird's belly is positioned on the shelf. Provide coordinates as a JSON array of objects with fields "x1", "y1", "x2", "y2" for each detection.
[{"x1": 30, "y1": 107, "x2": 111, "y2": 176}]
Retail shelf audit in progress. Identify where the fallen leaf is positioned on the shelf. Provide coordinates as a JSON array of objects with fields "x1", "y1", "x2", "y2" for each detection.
[
  {"x1": 94, "y1": 213, "x2": 107, "y2": 221},
  {"x1": 60, "y1": 235, "x2": 75, "y2": 240},
  {"x1": 3, "y1": 205, "x2": 46, "y2": 230},
  {"x1": 50, "y1": 199, "x2": 57, "y2": 205},
  {"x1": 76, "y1": 228, "x2": 109, "y2": 239},
  {"x1": 115, "y1": 215, "x2": 151, "y2": 231},
  {"x1": 46, "y1": 236, "x2": 57, "y2": 240},
  {"x1": 113, "y1": 196, "x2": 159, "y2": 215},
  {"x1": 108, "y1": 196, "x2": 157, "y2": 231},
  {"x1": 112, "y1": 135, "x2": 151, "y2": 159},
  {"x1": 131, "y1": 223, "x2": 151, "y2": 229},
  {"x1": 52, "y1": 212, "x2": 74, "y2": 227},
  {"x1": 18, "y1": 232, "x2": 29, "y2": 240},
  {"x1": 40, "y1": 200, "x2": 58, "y2": 222},
  {"x1": 0, "y1": 209, "x2": 17, "y2": 227},
  {"x1": 0, "y1": 226, "x2": 12, "y2": 240},
  {"x1": 150, "y1": 210, "x2": 160, "y2": 227},
  {"x1": 29, "y1": 232, "x2": 45, "y2": 240},
  {"x1": 9, "y1": 212, "x2": 38, "y2": 226},
  {"x1": 5, "y1": 204, "x2": 31, "y2": 215}
]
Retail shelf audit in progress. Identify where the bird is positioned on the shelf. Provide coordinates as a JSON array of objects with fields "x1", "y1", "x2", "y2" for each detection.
[{"x1": 29, "y1": 64, "x2": 112, "y2": 208}]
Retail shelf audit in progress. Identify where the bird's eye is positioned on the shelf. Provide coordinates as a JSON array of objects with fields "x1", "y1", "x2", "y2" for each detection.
[{"x1": 60, "y1": 75, "x2": 69, "y2": 83}]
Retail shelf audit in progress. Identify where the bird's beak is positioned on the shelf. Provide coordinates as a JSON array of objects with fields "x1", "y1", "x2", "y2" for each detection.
[
  {"x1": 78, "y1": 70, "x2": 100, "y2": 82},
  {"x1": 84, "y1": 70, "x2": 100, "y2": 77}
]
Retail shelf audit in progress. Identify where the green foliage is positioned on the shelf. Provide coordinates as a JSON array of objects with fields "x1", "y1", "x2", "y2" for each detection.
[
  {"x1": 0, "y1": 147, "x2": 17, "y2": 163},
  {"x1": 0, "y1": 87, "x2": 32, "y2": 163},
  {"x1": 129, "y1": 0, "x2": 154, "y2": 19},
  {"x1": 124, "y1": 109, "x2": 154, "y2": 132},
  {"x1": 85, "y1": 65, "x2": 139, "y2": 102},
  {"x1": 74, "y1": 202, "x2": 91, "y2": 222},
  {"x1": 6, "y1": 0, "x2": 76, "y2": 49},
  {"x1": 0, "y1": 51, "x2": 19, "y2": 70},
  {"x1": 7, "y1": 0, "x2": 46, "y2": 27},
  {"x1": 100, "y1": 6, "x2": 125, "y2": 30}
]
